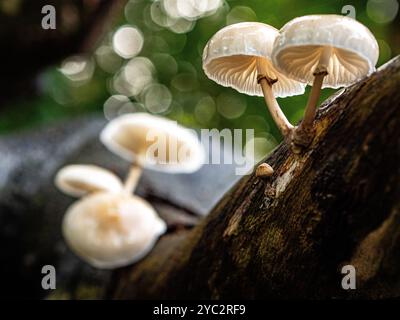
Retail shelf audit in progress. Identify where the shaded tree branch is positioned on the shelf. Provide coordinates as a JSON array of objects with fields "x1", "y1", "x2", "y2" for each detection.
[{"x1": 110, "y1": 56, "x2": 400, "y2": 299}]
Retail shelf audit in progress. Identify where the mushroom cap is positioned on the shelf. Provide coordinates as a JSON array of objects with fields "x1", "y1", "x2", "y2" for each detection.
[
  {"x1": 55, "y1": 165, "x2": 123, "y2": 197},
  {"x1": 100, "y1": 113, "x2": 205, "y2": 173},
  {"x1": 256, "y1": 163, "x2": 274, "y2": 178},
  {"x1": 272, "y1": 15, "x2": 379, "y2": 89},
  {"x1": 62, "y1": 192, "x2": 166, "y2": 269},
  {"x1": 202, "y1": 22, "x2": 306, "y2": 98}
]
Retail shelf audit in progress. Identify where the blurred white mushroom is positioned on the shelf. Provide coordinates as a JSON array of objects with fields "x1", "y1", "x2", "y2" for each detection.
[
  {"x1": 272, "y1": 15, "x2": 379, "y2": 150},
  {"x1": 62, "y1": 192, "x2": 166, "y2": 269},
  {"x1": 54, "y1": 162, "x2": 167, "y2": 269},
  {"x1": 54, "y1": 165, "x2": 123, "y2": 197},
  {"x1": 202, "y1": 22, "x2": 305, "y2": 138},
  {"x1": 100, "y1": 113, "x2": 205, "y2": 195},
  {"x1": 55, "y1": 114, "x2": 204, "y2": 269}
]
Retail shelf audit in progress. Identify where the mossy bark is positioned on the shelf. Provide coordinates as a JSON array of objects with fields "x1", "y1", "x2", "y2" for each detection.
[{"x1": 110, "y1": 56, "x2": 400, "y2": 299}]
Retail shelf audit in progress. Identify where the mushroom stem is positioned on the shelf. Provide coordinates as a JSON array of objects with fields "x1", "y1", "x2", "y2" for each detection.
[
  {"x1": 292, "y1": 47, "x2": 332, "y2": 150},
  {"x1": 257, "y1": 60, "x2": 293, "y2": 137},
  {"x1": 124, "y1": 164, "x2": 143, "y2": 194}
]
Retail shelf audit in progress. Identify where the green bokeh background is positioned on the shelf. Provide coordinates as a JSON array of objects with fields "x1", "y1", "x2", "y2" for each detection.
[{"x1": 1, "y1": 0, "x2": 398, "y2": 156}]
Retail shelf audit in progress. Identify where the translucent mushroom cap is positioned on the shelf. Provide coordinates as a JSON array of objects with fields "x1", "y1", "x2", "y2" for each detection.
[
  {"x1": 100, "y1": 113, "x2": 205, "y2": 173},
  {"x1": 55, "y1": 165, "x2": 123, "y2": 197},
  {"x1": 272, "y1": 15, "x2": 379, "y2": 89},
  {"x1": 62, "y1": 192, "x2": 166, "y2": 269},
  {"x1": 202, "y1": 22, "x2": 306, "y2": 98}
]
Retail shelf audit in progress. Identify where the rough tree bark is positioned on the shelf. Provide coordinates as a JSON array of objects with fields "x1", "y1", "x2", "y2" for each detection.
[{"x1": 109, "y1": 56, "x2": 400, "y2": 300}]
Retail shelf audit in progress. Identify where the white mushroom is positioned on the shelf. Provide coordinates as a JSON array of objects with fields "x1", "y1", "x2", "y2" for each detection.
[
  {"x1": 202, "y1": 22, "x2": 306, "y2": 138},
  {"x1": 55, "y1": 115, "x2": 199, "y2": 268},
  {"x1": 272, "y1": 15, "x2": 379, "y2": 150},
  {"x1": 55, "y1": 165, "x2": 123, "y2": 197},
  {"x1": 62, "y1": 192, "x2": 166, "y2": 269},
  {"x1": 100, "y1": 113, "x2": 205, "y2": 194}
]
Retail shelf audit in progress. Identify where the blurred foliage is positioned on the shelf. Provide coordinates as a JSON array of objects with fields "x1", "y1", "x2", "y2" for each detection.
[{"x1": 0, "y1": 0, "x2": 398, "y2": 155}]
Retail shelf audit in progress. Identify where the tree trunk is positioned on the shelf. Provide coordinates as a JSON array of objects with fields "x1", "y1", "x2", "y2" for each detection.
[{"x1": 110, "y1": 56, "x2": 400, "y2": 300}]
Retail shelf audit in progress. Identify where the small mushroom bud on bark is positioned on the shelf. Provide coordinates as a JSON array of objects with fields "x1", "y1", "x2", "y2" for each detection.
[
  {"x1": 256, "y1": 163, "x2": 274, "y2": 178},
  {"x1": 202, "y1": 22, "x2": 305, "y2": 140},
  {"x1": 62, "y1": 192, "x2": 166, "y2": 269},
  {"x1": 272, "y1": 15, "x2": 379, "y2": 152}
]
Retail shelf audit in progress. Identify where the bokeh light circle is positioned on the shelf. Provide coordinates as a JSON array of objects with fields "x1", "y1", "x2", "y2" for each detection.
[
  {"x1": 367, "y1": 0, "x2": 399, "y2": 24},
  {"x1": 112, "y1": 26, "x2": 144, "y2": 59}
]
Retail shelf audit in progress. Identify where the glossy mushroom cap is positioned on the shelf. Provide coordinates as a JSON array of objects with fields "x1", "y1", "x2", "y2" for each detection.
[
  {"x1": 62, "y1": 192, "x2": 166, "y2": 269},
  {"x1": 100, "y1": 113, "x2": 205, "y2": 173},
  {"x1": 272, "y1": 15, "x2": 379, "y2": 89},
  {"x1": 202, "y1": 22, "x2": 305, "y2": 98},
  {"x1": 55, "y1": 165, "x2": 123, "y2": 197}
]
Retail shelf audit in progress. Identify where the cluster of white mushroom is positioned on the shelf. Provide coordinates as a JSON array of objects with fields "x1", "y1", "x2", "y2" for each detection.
[
  {"x1": 203, "y1": 15, "x2": 379, "y2": 156},
  {"x1": 55, "y1": 113, "x2": 204, "y2": 269}
]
